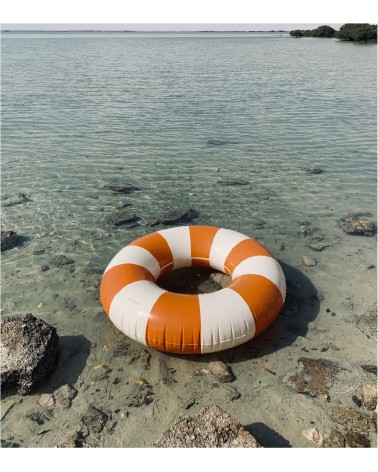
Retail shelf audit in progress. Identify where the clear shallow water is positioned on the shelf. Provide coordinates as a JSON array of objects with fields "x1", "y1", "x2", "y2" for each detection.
[
  {"x1": 1, "y1": 32, "x2": 377, "y2": 447},
  {"x1": 1, "y1": 31, "x2": 376, "y2": 315}
]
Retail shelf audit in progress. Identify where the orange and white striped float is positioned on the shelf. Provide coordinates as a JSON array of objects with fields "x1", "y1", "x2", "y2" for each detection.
[{"x1": 100, "y1": 226, "x2": 286, "y2": 354}]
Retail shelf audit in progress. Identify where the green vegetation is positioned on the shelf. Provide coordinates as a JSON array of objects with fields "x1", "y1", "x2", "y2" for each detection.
[
  {"x1": 337, "y1": 23, "x2": 377, "y2": 41},
  {"x1": 289, "y1": 29, "x2": 303, "y2": 38},
  {"x1": 290, "y1": 23, "x2": 377, "y2": 42}
]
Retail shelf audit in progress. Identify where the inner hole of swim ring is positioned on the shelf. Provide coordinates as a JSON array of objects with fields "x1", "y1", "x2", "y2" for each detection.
[{"x1": 157, "y1": 267, "x2": 231, "y2": 294}]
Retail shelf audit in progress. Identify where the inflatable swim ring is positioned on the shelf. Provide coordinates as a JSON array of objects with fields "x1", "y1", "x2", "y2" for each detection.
[{"x1": 100, "y1": 226, "x2": 286, "y2": 354}]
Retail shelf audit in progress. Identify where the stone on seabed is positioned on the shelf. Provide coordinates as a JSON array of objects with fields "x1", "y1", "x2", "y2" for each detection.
[
  {"x1": 1, "y1": 313, "x2": 59, "y2": 395},
  {"x1": 361, "y1": 384, "x2": 377, "y2": 411},
  {"x1": 208, "y1": 361, "x2": 235, "y2": 383},
  {"x1": 154, "y1": 404, "x2": 260, "y2": 448}
]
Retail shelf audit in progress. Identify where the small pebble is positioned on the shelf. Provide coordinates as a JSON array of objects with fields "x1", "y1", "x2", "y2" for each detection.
[{"x1": 302, "y1": 256, "x2": 317, "y2": 267}]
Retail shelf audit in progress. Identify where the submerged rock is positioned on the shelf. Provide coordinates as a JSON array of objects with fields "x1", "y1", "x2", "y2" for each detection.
[
  {"x1": 50, "y1": 255, "x2": 75, "y2": 267},
  {"x1": 302, "y1": 427, "x2": 323, "y2": 446},
  {"x1": 306, "y1": 167, "x2": 324, "y2": 175},
  {"x1": 1, "y1": 313, "x2": 59, "y2": 395},
  {"x1": 356, "y1": 304, "x2": 377, "y2": 339},
  {"x1": 81, "y1": 405, "x2": 108, "y2": 435},
  {"x1": 308, "y1": 242, "x2": 329, "y2": 252},
  {"x1": 361, "y1": 384, "x2": 377, "y2": 411},
  {"x1": 1, "y1": 231, "x2": 19, "y2": 252},
  {"x1": 323, "y1": 429, "x2": 346, "y2": 448},
  {"x1": 328, "y1": 407, "x2": 376, "y2": 433},
  {"x1": 54, "y1": 384, "x2": 78, "y2": 409},
  {"x1": 206, "y1": 139, "x2": 229, "y2": 147},
  {"x1": 302, "y1": 255, "x2": 317, "y2": 267},
  {"x1": 339, "y1": 215, "x2": 375, "y2": 236},
  {"x1": 160, "y1": 208, "x2": 198, "y2": 225},
  {"x1": 345, "y1": 432, "x2": 371, "y2": 448},
  {"x1": 360, "y1": 365, "x2": 377, "y2": 375},
  {"x1": 104, "y1": 184, "x2": 140, "y2": 193},
  {"x1": 208, "y1": 361, "x2": 235, "y2": 383},
  {"x1": 154, "y1": 404, "x2": 260, "y2": 448},
  {"x1": 283, "y1": 357, "x2": 340, "y2": 397},
  {"x1": 106, "y1": 210, "x2": 139, "y2": 227},
  {"x1": 2, "y1": 192, "x2": 31, "y2": 207},
  {"x1": 217, "y1": 180, "x2": 249, "y2": 186}
]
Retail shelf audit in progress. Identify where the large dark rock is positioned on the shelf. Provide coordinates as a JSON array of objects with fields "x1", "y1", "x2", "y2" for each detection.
[
  {"x1": 339, "y1": 215, "x2": 375, "y2": 236},
  {"x1": 154, "y1": 404, "x2": 260, "y2": 448},
  {"x1": 2, "y1": 193, "x2": 31, "y2": 207},
  {"x1": 1, "y1": 314, "x2": 59, "y2": 395},
  {"x1": 328, "y1": 407, "x2": 376, "y2": 433},
  {"x1": 1, "y1": 231, "x2": 19, "y2": 252},
  {"x1": 103, "y1": 184, "x2": 140, "y2": 194},
  {"x1": 283, "y1": 357, "x2": 340, "y2": 397},
  {"x1": 217, "y1": 180, "x2": 249, "y2": 186}
]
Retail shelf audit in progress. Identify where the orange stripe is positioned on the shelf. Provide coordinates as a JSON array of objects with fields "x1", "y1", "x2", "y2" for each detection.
[
  {"x1": 229, "y1": 274, "x2": 283, "y2": 336},
  {"x1": 224, "y1": 239, "x2": 272, "y2": 275},
  {"x1": 190, "y1": 226, "x2": 219, "y2": 268},
  {"x1": 100, "y1": 264, "x2": 154, "y2": 315},
  {"x1": 130, "y1": 232, "x2": 173, "y2": 271},
  {"x1": 146, "y1": 293, "x2": 201, "y2": 353}
]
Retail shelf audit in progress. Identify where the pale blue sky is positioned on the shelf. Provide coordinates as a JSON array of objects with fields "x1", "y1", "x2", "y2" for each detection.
[{"x1": 2, "y1": 23, "x2": 344, "y2": 31}]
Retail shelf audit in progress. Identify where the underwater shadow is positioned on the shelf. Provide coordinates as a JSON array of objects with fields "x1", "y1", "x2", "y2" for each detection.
[
  {"x1": 244, "y1": 422, "x2": 292, "y2": 448},
  {"x1": 166, "y1": 261, "x2": 320, "y2": 364},
  {"x1": 35, "y1": 335, "x2": 92, "y2": 393}
]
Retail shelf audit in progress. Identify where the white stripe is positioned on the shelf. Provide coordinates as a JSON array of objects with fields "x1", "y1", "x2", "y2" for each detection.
[
  {"x1": 104, "y1": 246, "x2": 161, "y2": 279},
  {"x1": 209, "y1": 228, "x2": 250, "y2": 272},
  {"x1": 232, "y1": 255, "x2": 286, "y2": 301},
  {"x1": 158, "y1": 226, "x2": 192, "y2": 269},
  {"x1": 199, "y1": 289, "x2": 256, "y2": 353},
  {"x1": 109, "y1": 280, "x2": 166, "y2": 346}
]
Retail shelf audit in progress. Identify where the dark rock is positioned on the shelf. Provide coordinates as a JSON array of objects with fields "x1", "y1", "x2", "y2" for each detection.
[
  {"x1": 356, "y1": 304, "x2": 377, "y2": 339},
  {"x1": 352, "y1": 395, "x2": 363, "y2": 408},
  {"x1": 339, "y1": 215, "x2": 375, "y2": 236},
  {"x1": 40, "y1": 265, "x2": 50, "y2": 272},
  {"x1": 81, "y1": 405, "x2": 108, "y2": 434},
  {"x1": 1, "y1": 314, "x2": 59, "y2": 395},
  {"x1": 323, "y1": 429, "x2": 345, "y2": 448},
  {"x1": 1, "y1": 231, "x2": 19, "y2": 252},
  {"x1": 283, "y1": 357, "x2": 340, "y2": 397},
  {"x1": 2, "y1": 193, "x2": 31, "y2": 207},
  {"x1": 208, "y1": 361, "x2": 235, "y2": 383},
  {"x1": 104, "y1": 184, "x2": 140, "y2": 193},
  {"x1": 345, "y1": 432, "x2": 371, "y2": 448},
  {"x1": 160, "y1": 208, "x2": 198, "y2": 225},
  {"x1": 207, "y1": 139, "x2": 229, "y2": 147},
  {"x1": 26, "y1": 409, "x2": 45, "y2": 425},
  {"x1": 154, "y1": 404, "x2": 260, "y2": 448},
  {"x1": 106, "y1": 210, "x2": 139, "y2": 227},
  {"x1": 50, "y1": 255, "x2": 75, "y2": 267},
  {"x1": 328, "y1": 407, "x2": 376, "y2": 433},
  {"x1": 306, "y1": 168, "x2": 324, "y2": 175},
  {"x1": 54, "y1": 384, "x2": 78, "y2": 409},
  {"x1": 1, "y1": 439, "x2": 21, "y2": 448},
  {"x1": 308, "y1": 242, "x2": 329, "y2": 252},
  {"x1": 217, "y1": 180, "x2": 249, "y2": 186},
  {"x1": 360, "y1": 365, "x2": 377, "y2": 375}
]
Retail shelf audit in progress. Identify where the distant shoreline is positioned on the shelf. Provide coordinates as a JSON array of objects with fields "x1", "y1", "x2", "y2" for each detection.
[{"x1": 1, "y1": 30, "x2": 289, "y2": 33}]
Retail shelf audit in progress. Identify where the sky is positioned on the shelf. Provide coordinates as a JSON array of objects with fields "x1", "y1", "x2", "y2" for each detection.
[{"x1": 1, "y1": 23, "x2": 345, "y2": 31}]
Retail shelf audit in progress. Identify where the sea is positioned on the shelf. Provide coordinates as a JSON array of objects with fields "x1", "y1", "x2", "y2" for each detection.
[{"x1": 1, "y1": 31, "x2": 377, "y2": 447}]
